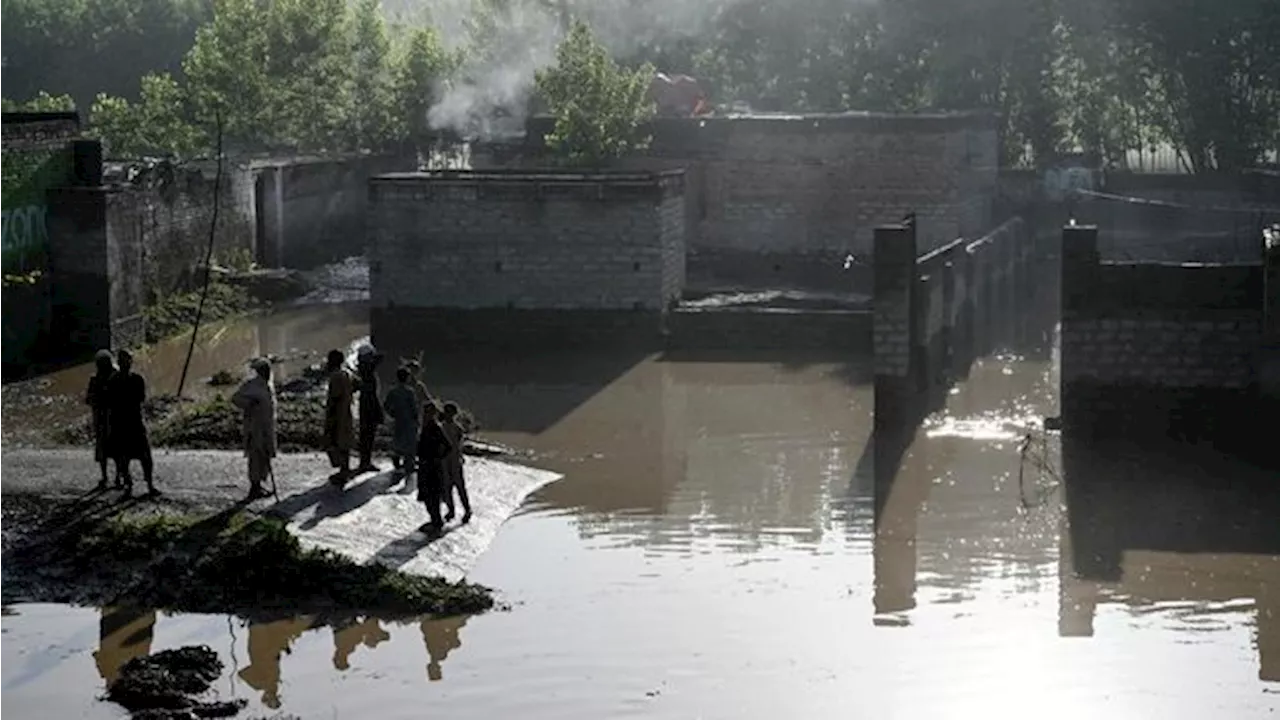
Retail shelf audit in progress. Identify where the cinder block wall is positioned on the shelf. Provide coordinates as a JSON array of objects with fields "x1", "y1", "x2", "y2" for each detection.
[
  {"x1": 1059, "y1": 224, "x2": 1268, "y2": 440},
  {"x1": 477, "y1": 113, "x2": 998, "y2": 290},
  {"x1": 369, "y1": 170, "x2": 686, "y2": 312},
  {"x1": 873, "y1": 215, "x2": 1042, "y2": 431}
]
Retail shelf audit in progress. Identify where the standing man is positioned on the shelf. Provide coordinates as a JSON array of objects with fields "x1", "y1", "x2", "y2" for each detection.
[
  {"x1": 231, "y1": 358, "x2": 277, "y2": 500},
  {"x1": 323, "y1": 349, "x2": 356, "y2": 486},
  {"x1": 85, "y1": 350, "x2": 117, "y2": 490},
  {"x1": 354, "y1": 344, "x2": 385, "y2": 475},
  {"x1": 383, "y1": 366, "x2": 421, "y2": 483},
  {"x1": 108, "y1": 349, "x2": 157, "y2": 498}
]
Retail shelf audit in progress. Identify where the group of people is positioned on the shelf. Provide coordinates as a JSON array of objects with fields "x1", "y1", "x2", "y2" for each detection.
[
  {"x1": 320, "y1": 344, "x2": 472, "y2": 533},
  {"x1": 84, "y1": 342, "x2": 473, "y2": 532},
  {"x1": 85, "y1": 349, "x2": 159, "y2": 497}
]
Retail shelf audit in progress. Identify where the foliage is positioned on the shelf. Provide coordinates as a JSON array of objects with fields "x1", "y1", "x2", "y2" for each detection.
[
  {"x1": 141, "y1": 279, "x2": 260, "y2": 344},
  {"x1": 89, "y1": 73, "x2": 205, "y2": 158},
  {"x1": 392, "y1": 25, "x2": 454, "y2": 150},
  {"x1": 535, "y1": 20, "x2": 655, "y2": 166},
  {"x1": 1, "y1": 91, "x2": 76, "y2": 113},
  {"x1": 4, "y1": 0, "x2": 1277, "y2": 170}
]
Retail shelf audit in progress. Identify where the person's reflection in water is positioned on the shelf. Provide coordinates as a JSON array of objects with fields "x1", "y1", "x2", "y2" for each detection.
[
  {"x1": 332, "y1": 617, "x2": 392, "y2": 671},
  {"x1": 239, "y1": 617, "x2": 317, "y2": 709},
  {"x1": 421, "y1": 615, "x2": 469, "y2": 682},
  {"x1": 93, "y1": 606, "x2": 156, "y2": 687}
]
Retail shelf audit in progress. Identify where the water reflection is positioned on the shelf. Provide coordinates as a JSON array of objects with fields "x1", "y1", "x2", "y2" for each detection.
[
  {"x1": 1060, "y1": 436, "x2": 1280, "y2": 681},
  {"x1": 422, "y1": 615, "x2": 469, "y2": 682},
  {"x1": 93, "y1": 606, "x2": 156, "y2": 687},
  {"x1": 239, "y1": 617, "x2": 319, "y2": 708}
]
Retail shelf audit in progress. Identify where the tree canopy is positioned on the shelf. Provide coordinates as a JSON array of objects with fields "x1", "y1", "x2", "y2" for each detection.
[{"x1": 2, "y1": 0, "x2": 1275, "y2": 170}]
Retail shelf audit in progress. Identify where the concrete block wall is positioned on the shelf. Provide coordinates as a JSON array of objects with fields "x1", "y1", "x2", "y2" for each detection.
[
  {"x1": 873, "y1": 215, "x2": 1041, "y2": 430},
  {"x1": 479, "y1": 112, "x2": 998, "y2": 291},
  {"x1": 1059, "y1": 224, "x2": 1271, "y2": 441},
  {"x1": 369, "y1": 169, "x2": 687, "y2": 314}
]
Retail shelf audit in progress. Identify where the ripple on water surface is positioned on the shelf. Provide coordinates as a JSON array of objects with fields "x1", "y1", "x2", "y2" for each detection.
[{"x1": 4, "y1": 353, "x2": 1278, "y2": 719}]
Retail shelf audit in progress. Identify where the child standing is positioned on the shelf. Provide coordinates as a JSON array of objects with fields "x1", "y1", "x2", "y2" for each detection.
[
  {"x1": 416, "y1": 402, "x2": 453, "y2": 534},
  {"x1": 440, "y1": 402, "x2": 472, "y2": 524}
]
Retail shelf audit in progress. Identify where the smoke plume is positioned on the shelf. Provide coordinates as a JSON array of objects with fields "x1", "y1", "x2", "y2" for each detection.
[{"x1": 401, "y1": 0, "x2": 731, "y2": 141}]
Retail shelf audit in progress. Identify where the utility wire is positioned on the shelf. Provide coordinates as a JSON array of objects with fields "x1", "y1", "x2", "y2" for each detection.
[{"x1": 176, "y1": 111, "x2": 224, "y2": 398}]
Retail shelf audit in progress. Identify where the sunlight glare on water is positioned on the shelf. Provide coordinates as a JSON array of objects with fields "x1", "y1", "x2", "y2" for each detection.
[{"x1": 4, "y1": 348, "x2": 1278, "y2": 719}]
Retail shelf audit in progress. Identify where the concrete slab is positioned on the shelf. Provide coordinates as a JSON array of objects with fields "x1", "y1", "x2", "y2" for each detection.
[{"x1": 269, "y1": 458, "x2": 560, "y2": 583}]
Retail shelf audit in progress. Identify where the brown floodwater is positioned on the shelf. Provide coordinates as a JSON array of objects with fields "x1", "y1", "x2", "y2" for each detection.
[
  {"x1": 4, "y1": 306, "x2": 1280, "y2": 718},
  {"x1": 0, "y1": 303, "x2": 370, "y2": 447}
]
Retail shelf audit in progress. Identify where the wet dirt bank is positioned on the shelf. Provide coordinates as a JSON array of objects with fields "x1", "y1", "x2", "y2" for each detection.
[{"x1": 2, "y1": 501, "x2": 492, "y2": 621}]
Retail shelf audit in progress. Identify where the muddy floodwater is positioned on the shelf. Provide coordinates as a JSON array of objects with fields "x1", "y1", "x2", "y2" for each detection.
[{"x1": 4, "y1": 305, "x2": 1280, "y2": 718}]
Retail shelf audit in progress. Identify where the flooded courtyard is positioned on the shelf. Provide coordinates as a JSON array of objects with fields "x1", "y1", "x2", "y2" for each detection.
[{"x1": 4, "y1": 304, "x2": 1279, "y2": 718}]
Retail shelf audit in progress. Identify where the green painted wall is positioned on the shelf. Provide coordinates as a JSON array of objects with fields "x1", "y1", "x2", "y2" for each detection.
[{"x1": 2, "y1": 141, "x2": 73, "y2": 273}]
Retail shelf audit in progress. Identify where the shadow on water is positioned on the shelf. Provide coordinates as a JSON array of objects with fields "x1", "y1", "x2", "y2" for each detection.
[{"x1": 1059, "y1": 436, "x2": 1280, "y2": 681}]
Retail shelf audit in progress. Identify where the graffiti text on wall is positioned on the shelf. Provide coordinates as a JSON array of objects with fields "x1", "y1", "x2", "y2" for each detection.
[
  {"x1": 1, "y1": 206, "x2": 49, "y2": 270},
  {"x1": 2, "y1": 142, "x2": 72, "y2": 271}
]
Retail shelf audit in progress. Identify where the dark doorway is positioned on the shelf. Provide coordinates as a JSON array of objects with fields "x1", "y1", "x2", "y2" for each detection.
[{"x1": 254, "y1": 172, "x2": 268, "y2": 267}]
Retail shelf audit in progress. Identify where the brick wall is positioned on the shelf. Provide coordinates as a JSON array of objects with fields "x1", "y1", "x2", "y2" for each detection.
[
  {"x1": 1059, "y1": 224, "x2": 1270, "y2": 441},
  {"x1": 115, "y1": 161, "x2": 256, "y2": 299},
  {"x1": 873, "y1": 215, "x2": 1042, "y2": 430},
  {"x1": 476, "y1": 113, "x2": 998, "y2": 282},
  {"x1": 369, "y1": 169, "x2": 686, "y2": 314}
]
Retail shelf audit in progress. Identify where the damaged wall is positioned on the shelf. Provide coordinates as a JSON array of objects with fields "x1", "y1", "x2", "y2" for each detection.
[{"x1": 254, "y1": 154, "x2": 415, "y2": 269}]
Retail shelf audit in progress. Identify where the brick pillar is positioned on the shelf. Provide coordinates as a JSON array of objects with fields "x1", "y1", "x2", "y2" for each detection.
[
  {"x1": 1060, "y1": 224, "x2": 1099, "y2": 430},
  {"x1": 873, "y1": 220, "x2": 920, "y2": 432}
]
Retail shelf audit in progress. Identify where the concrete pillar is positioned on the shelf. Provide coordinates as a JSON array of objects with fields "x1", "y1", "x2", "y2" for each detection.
[
  {"x1": 46, "y1": 187, "x2": 112, "y2": 358},
  {"x1": 873, "y1": 220, "x2": 920, "y2": 433},
  {"x1": 941, "y1": 258, "x2": 957, "y2": 381}
]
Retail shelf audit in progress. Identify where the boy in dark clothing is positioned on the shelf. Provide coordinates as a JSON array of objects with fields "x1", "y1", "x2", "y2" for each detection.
[
  {"x1": 86, "y1": 350, "x2": 116, "y2": 489},
  {"x1": 416, "y1": 402, "x2": 454, "y2": 534},
  {"x1": 440, "y1": 402, "x2": 472, "y2": 524},
  {"x1": 108, "y1": 349, "x2": 157, "y2": 497}
]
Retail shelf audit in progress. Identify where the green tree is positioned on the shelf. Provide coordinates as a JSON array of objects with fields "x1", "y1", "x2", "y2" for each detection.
[
  {"x1": 1, "y1": 91, "x2": 77, "y2": 113},
  {"x1": 90, "y1": 73, "x2": 204, "y2": 158},
  {"x1": 535, "y1": 20, "x2": 655, "y2": 166},
  {"x1": 350, "y1": 0, "x2": 398, "y2": 150},
  {"x1": 262, "y1": 0, "x2": 355, "y2": 151},
  {"x1": 392, "y1": 26, "x2": 452, "y2": 150},
  {"x1": 182, "y1": 0, "x2": 273, "y2": 149}
]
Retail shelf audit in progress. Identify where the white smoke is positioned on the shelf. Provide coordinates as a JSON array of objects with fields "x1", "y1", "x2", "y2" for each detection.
[
  {"x1": 394, "y1": 0, "x2": 872, "y2": 141},
  {"x1": 426, "y1": 1, "x2": 562, "y2": 140}
]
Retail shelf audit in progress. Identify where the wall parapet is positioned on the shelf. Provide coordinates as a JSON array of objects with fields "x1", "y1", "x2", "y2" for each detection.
[{"x1": 1059, "y1": 223, "x2": 1272, "y2": 442}]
